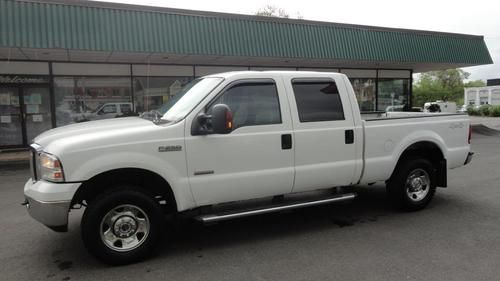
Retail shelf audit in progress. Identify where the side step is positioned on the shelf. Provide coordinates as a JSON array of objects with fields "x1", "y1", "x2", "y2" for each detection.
[{"x1": 196, "y1": 193, "x2": 357, "y2": 224}]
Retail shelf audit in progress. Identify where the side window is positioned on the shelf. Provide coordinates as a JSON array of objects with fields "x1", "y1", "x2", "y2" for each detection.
[
  {"x1": 291, "y1": 80, "x2": 345, "y2": 122},
  {"x1": 120, "y1": 103, "x2": 132, "y2": 113},
  {"x1": 102, "y1": 104, "x2": 117, "y2": 114},
  {"x1": 209, "y1": 82, "x2": 281, "y2": 129}
]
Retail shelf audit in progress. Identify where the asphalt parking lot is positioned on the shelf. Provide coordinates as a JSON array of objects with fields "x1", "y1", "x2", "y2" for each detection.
[{"x1": 1, "y1": 131, "x2": 499, "y2": 281}]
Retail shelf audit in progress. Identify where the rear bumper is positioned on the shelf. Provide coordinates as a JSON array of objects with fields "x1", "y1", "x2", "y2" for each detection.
[
  {"x1": 464, "y1": 152, "x2": 474, "y2": 165},
  {"x1": 23, "y1": 179, "x2": 81, "y2": 232}
]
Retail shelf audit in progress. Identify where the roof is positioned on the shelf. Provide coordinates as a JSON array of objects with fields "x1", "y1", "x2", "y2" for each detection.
[{"x1": 0, "y1": 0, "x2": 493, "y2": 71}]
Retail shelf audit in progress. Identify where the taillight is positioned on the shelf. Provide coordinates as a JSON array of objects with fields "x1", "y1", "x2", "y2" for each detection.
[{"x1": 468, "y1": 125, "x2": 472, "y2": 144}]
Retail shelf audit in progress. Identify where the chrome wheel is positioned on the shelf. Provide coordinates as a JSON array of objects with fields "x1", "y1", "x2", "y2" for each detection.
[
  {"x1": 100, "y1": 204, "x2": 150, "y2": 252},
  {"x1": 405, "y1": 168, "x2": 430, "y2": 202}
]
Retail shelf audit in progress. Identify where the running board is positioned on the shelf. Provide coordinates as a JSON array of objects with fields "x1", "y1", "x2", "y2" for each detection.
[{"x1": 196, "y1": 193, "x2": 357, "y2": 224}]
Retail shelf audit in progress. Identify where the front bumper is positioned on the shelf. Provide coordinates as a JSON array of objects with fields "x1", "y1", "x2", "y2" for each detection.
[
  {"x1": 23, "y1": 179, "x2": 81, "y2": 232},
  {"x1": 464, "y1": 152, "x2": 474, "y2": 165},
  {"x1": 23, "y1": 196, "x2": 71, "y2": 232}
]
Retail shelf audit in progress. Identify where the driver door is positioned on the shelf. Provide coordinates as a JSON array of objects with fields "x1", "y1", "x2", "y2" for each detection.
[{"x1": 185, "y1": 79, "x2": 295, "y2": 206}]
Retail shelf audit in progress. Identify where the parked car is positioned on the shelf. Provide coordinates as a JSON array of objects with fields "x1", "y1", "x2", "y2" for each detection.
[
  {"x1": 73, "y1": 102, "x2": 135, "y2": 122},
  {"x1": 423, "y1": 101, "x2": 457, "y2": 113},
  {"x1": 24, "y1": 71, "x2": 473, "y2": 264}
]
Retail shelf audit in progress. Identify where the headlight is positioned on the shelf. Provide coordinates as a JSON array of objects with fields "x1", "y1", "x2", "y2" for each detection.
[{"x1": 39, "y1": 152, "x2": 65, "y2": 182}]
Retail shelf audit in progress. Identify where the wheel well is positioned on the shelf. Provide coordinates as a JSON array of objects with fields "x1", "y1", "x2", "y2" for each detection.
[
  {"x1": 393, "y1": 141, "x2": 447, "y2": 187},
  {"x1": 71, "y1": 168, "x2": 177, "y2": 212}
]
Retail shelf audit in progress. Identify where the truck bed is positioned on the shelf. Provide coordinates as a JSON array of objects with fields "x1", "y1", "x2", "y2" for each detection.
[{"x1": 359, "y1": 112, "x2": 470, "y2": 185}]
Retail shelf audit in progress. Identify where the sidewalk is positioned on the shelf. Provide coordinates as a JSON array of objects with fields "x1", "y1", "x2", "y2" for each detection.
[{"x1": 0, "y1": 150, "x2": 30, "y2": 166}]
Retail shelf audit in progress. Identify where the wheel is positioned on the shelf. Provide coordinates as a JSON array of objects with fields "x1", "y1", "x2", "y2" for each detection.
[
  {"x1": 81, "y1": 187, "x2": 165, "y2": 265},
  {"x1": 387, "y1": 158, "x2": 436, "y2": 211}
]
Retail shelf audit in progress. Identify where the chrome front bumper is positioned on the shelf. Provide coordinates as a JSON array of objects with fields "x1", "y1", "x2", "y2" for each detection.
[
  {"x1": 23, "y1": 196, "x2": 71, "y2": 232},
  {"x1": 23, "y1": 179, "x2": 81, "y2": 232}
]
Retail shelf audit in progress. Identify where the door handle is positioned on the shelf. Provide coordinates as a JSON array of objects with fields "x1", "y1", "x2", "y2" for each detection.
[
  {"x1": 281, "y1": 134, "x2": 292, "y2": 150},
  {"x1": 345, "y1": 129, "x2": 354, "y2": 144}
]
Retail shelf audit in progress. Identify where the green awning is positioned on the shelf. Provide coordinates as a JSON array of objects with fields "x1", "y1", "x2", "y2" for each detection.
[{"x1": 0, "y1": 0, "x2": 493, "y2": 70}]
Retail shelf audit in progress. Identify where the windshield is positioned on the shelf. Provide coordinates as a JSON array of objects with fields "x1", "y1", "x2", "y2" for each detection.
[{"x1": 141, "y1": 77, "x2": 223, "y2": 122}]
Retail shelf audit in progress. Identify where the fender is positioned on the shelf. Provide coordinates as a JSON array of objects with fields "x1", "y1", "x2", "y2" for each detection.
[
  {"x1": 390, "y1": 130, "x2": 448, "y2": 175},
  {"x1": 67, "y1": 151, "x2": 196, "y2": 212}
]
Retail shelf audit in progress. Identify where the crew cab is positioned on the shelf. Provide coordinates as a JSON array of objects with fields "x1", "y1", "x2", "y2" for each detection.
[{"x1": 23, "y1": 71, "x2": 473, "y2": 264}]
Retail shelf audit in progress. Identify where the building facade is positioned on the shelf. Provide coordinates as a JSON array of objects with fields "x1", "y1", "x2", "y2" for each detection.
[
  {"x1": 464, "y1": 85, "x2": 500, "y2": 106},
  {"x1": 0, "y1": 0, "x2": 492, "y2": 148}
]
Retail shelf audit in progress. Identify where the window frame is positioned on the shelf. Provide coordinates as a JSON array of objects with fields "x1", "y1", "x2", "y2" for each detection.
[
  {"x1": 204, "y1": 78, "x2": 283, "y2": 131},
  {"x1": 291, "y1": 78, "x2": 346, "y2": 123}
]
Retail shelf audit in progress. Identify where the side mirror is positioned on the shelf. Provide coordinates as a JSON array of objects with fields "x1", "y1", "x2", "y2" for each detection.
[
  {"x1": 191, "y1": 104, "x2": 233, "y2": 135},
  {"x1": 211, "y1": 104, "x2": 233, "y2": 134}
]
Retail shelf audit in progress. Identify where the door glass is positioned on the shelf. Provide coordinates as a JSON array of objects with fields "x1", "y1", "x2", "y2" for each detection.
[
  {"x1": 292, "y1": 81, "x2": 345, "y2": 122},
  {"x1": 0, "y1": 87, "x2": 23, "y2": 146},
  {"x1": 208, "y1": 82, "x2": 282, "y2": 129},
  {"x1": 24, "y1": 87, "x2": 52, "y2": 143}
]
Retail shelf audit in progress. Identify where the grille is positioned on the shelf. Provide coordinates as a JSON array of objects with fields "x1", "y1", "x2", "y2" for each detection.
[
  {"x1": 29, "y1": 148, "x2": 37, "y2": 181},
  {"x1": 29, "y1": 144, "x2": 42, "y2": 182}
]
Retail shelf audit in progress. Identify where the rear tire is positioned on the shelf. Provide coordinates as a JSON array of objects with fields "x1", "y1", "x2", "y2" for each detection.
[
  {"x1": 387, "y1": 158, "x2": 436, "y2": 211},
  {"x1": 81, "y1": 186, "x2": 165, "y2": 265}
]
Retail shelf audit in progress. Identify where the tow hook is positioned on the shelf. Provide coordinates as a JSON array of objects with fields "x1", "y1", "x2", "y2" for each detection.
[{"x1": 21, "y1": 199, "x2": 29, "y2": 207}]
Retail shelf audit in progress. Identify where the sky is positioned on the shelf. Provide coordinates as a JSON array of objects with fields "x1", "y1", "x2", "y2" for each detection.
[{"x1": 98, "y1": 0, "x2": 500, "y2": 81}]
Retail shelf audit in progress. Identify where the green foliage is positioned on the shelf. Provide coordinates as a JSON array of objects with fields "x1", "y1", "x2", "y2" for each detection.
[
  {"x1": 468, "y1": 105, "x2": 500, "y2": 117},
  {"x1": 489, "y1": 106, "x2": 500, "y2": 117},
  {"x1": 464, "y1": 80, "x2": 486, "y2": 88},
  {"x1": 255, "y1": 5, "x2": 289, "y2": 18},
  {"x1": 467, "y1": 106, "x2": 479, "y2": 116},
  {"x1": 479, "y1": 105, "x2": 491, "y2": 116},
  {"x1": 412, "y1": 69, "x2": 486, "y2": 107}
]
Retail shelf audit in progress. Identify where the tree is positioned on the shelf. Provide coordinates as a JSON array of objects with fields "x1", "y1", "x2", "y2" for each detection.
[
  {"x1": 464, "y1": 80, "x2": 486, "y2": 88},
  {"x1": 412, "y1": 69, "x2": 485, "y2": 107},
  {"x1": 255, "y1": 5, "x2": 290, "y2": 18}
]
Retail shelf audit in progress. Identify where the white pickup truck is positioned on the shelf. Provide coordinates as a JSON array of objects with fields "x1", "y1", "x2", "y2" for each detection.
[{"x1": 24, "y1": 71, "x2": 473, "y2": 264}]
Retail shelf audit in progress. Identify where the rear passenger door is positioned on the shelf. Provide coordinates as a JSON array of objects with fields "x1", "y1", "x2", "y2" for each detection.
[{"x1": 285, "y1": 77, "x2": 357, "y2": 193}]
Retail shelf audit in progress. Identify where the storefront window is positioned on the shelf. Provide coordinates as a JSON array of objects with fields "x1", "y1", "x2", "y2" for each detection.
[
  {"x1": 133, "y1": 77, "x2": 192, "y2": 114},
  {"x1": 377, "y1": 79, "x2": 410, "y2": 111},
  {"x1": 54, "y1": 77, "x2": 132, "y2": 126},
  {"x1": 350, "y1": 78, "x2": 376, "y2": 112}
]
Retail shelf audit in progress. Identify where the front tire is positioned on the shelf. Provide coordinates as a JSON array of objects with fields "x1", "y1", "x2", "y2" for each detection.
[
  {"x1": 81, "y1": 187, "x2": 165, "y2": 265},
  {"x1": 387, "y1": 158, "x2": 437, "y2": 211}
]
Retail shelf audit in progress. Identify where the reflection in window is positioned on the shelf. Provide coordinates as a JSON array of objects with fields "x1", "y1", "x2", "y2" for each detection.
[
  {"x1": 54, "y1": 77, "x2": 132, "y2": 126},
  {"x1": 292, "y1": 81, "x2": 345, "y2": 122},
  {"x1": 350, "y1": 78, "x2": 376, "y2": 112},
  {"x1": 133, "y1": 77, "x2": 192, "y2": 114},
  {"x1": 209, "y1": 82, "x2": 281, "y2": 129},
  {"x1": 377, "y1": 79, "x2": 410, "y2": 112}
]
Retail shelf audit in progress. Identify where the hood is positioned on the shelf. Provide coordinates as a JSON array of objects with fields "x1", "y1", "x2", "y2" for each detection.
[{"x1": 34, "y1": 117, "x2": 159, "y2": 152}]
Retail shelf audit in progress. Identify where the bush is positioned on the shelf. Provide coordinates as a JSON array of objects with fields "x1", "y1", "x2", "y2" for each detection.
[
  {"x1": 489, "y1": 105, "x2": 500, "y2": 117},
  {"x1": 467, "y1": 106, "x2": 480, "y2": 116},
  {"x1": 479, "y1": 105, "x2": 491, "y2": 116}
]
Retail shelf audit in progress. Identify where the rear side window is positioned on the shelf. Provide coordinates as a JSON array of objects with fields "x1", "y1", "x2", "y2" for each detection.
[
  {"x1": 208, "y1": 82, "x2": 281, "y2": 129},
  {"x1": 120, "y1": 103, "x2": 132, "y2": 113},
  {"x1": 101, "y1": 104, "x2": 117, "y2": 114},
  {"x1": 292, "y1": 80, "x2": 345, "y2": 122}
]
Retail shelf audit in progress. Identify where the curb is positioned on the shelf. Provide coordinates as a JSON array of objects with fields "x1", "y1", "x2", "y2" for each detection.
[
  {"x1": 0, "y1": 160, "x2": 30, "y2": 170},
  {"x1": 0, "y1": 151, "x2": 30, "y2": 168}
]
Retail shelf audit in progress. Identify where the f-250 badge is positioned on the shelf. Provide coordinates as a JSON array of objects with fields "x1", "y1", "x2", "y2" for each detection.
[{"x1": 158, "y1": 145, "x2": 182, "y2": 152}]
